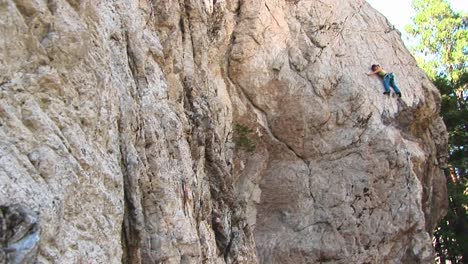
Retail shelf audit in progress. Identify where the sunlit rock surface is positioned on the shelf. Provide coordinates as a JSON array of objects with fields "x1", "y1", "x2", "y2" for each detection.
[{"x1": 0, "y1": 0, "x2": 447, "y2": 263}]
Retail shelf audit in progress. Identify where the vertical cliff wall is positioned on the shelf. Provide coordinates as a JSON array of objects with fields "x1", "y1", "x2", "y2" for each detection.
[{"x1": 0, "y1": 0, "x2": 448, "y2": 263}]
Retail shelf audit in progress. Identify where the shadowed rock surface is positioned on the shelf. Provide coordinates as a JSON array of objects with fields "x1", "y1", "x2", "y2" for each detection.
[
  {"x1": 0, "y1": 0, "x2": 447, "y2": 263},
  {"x1": 0, "y1": 205, "x2": 40, "y2": 264}
]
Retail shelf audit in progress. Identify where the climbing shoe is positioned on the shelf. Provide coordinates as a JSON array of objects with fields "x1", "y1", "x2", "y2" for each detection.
[
  {"x1": 383, "y1": 91, "x2": 390, "y2": 95},
  {"x1": 396, "y1": 92, "x2": 402, "y2": 98}
]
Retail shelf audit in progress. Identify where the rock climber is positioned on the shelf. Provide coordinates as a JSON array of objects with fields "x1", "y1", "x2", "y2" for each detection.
[{"x1": 367, "y1": 64, "x2": 402, "y2": 98}]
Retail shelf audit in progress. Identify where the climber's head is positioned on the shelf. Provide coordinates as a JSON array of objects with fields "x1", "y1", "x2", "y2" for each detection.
[{"x1": 371, "y1": 64, "x2": 380, "y2": 71}]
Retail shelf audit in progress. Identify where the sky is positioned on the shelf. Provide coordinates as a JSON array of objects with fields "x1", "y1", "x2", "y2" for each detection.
[{"x1": 366, "y1": 0, "x2": 468, "y2": 40}]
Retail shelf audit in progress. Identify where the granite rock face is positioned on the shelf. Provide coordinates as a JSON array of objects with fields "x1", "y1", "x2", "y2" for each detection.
[{"x1": 0, "y1": 0, "x2": 448, "y2": 263}]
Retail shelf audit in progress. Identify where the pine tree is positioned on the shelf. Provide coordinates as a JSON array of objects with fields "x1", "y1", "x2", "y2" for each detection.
[{"x1": 406, "y1": 0, "x2": 467, "y2": 263}]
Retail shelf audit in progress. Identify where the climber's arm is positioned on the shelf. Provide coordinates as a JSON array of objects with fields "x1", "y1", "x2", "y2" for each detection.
[{"x1": 367, "y1": 69, "x2": 380, "y2": 76}]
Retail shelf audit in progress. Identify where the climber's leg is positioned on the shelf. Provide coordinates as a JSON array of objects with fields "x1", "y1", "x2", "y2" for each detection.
[
  {"x1": 389, "y1": 73, "x2": 401, "y2": 97},
  {"x1": 383, "y1": 75, "x2": 391, "y2": 95}
]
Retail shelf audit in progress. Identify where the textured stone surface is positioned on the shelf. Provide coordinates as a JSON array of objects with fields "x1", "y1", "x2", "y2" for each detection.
[{"x1": 0, "y1": 0, "x2": 447, "y2": 263}]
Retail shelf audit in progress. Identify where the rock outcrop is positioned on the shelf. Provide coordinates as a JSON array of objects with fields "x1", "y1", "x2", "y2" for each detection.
[{"x1": 0, "y1": 0, "x2": 448, "y2": 263}]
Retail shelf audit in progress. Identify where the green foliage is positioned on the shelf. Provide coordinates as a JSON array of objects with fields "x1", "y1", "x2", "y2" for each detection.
[
  {"x1": 405, "y1": 0, "x2": 467, "y2": 82},
  {"x1": 434, "y1": 177, "x2": 468, "y2": 264},
  {"x1": 233, "y1": 123, "x2": 256, "y2": 152},
  {"x1": 406, "y1": 1, "x2": 467, "y2": 263}
]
